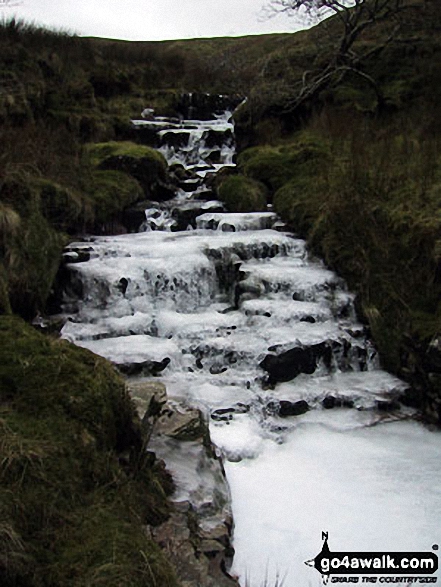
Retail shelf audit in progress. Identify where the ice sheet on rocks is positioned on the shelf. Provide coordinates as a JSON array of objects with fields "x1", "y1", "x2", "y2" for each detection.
[
  {"x1": 154, "y1": 308, "x2": 244, "y2": 339},
  {"x1": 149, "y1": 435, "x2": 230, "y2": 518},
  {"x1": 240, "y1": 258, "x2": 342, "y2": 298},
  {"x1": 241, "y1": 298, "x2": 333, "y2": 322},
  {"x1": 66, "y1": 229, "x2": 297, "y2": 262},
  {"x1": 61, "y1": 311, "x2": 154, "y2": 341},
  {"x1": 224, "y1": 418, "x2": 441, "y2": 587},
  {"x1": 75, "y1": 334, "x2": 181, "y2": 368},
  {"x1": 266, "y1": 370, "x2": 408, "y2": 411},
  {"x1": 196, "y1": 212, "x2": 278, "y2": 232},
  {"x1": 161, "y1": 376, "x2": 256, "y2": 414}
]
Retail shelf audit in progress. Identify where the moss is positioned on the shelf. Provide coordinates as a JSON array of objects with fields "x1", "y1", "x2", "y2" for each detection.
[
  {"x1": 85, "y1": 141, "x2": 168, "y2": 200},
  {"x1": 86, "y1": 141, "x2": 166, "y2": 171},
  {"x1": 87, "y1": 170, "x2": 144, "y2": 226},
  {"x1": 0, "y1": 316, "x2": 176, "y2": 587},
  {"x1": 6, "y1": 210, "x2": 66, "y2": 318},
  {"x1": 238, "y1": 135, "x2": 330, "y2": 192},
  {"x1": 217, "y1": 174, "x2": 268, "y2": 212}
]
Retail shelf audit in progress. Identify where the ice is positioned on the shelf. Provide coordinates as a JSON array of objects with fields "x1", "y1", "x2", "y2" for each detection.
[
  {"x1": 210, "y1": 415, "x2": 267, "y2": 461},
  {"x1": 196, "y1": 211, "x2": 278, "y2": 231},
  {"x1": 150, "y1": 436, "x2": 230, "y2": 516},
  {"x1": 272, "y1": 371, "x2": 408, "y2": 410},
  {"x1": 75, "y1": 334, "x2": 180, "y2": 368},
  {"x1": 226, "y1": 420, "x2": 441, "y2": 586},
  {"x1": 59, "y1": 104, "x2": 441, "y2": 587},
  {"x1": 242, "y1": 298, "x2": 333, "y2": 323}
]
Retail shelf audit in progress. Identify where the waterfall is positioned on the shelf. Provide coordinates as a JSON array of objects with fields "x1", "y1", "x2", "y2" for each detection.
[{"x1": 58, "y1": 97, "x2": 441, "y2": 587}]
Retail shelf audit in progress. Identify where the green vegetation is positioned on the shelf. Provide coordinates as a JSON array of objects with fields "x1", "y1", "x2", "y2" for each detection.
[
  {"x1": 0, "y1": 315, "x2": 177, "y2": 586},
  {"x1": 218, "y1": 175, "x2": 268, "y2": 212},
  {"x1": 86, "y1": 141, "x2": 167, "y2": 200},
  {"x1": 1, "y1": 1, "x2": 441, "y2": 581}
]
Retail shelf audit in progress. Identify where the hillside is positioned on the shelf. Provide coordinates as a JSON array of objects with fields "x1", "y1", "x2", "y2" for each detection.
[{"x1": 1, "y1": 1, "x2": 441, "y2": 583}]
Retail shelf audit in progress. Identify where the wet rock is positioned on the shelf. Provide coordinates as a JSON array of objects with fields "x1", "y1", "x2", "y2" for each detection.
[
  {"x1": 116, "y1": 277, "x2": 129, "y2": 295},
  {"x1": 161, "y1": 130, "x2": 190, "y2": 149},
  {"x1": 127, "y1": 380, "x2": 167, "y2": 442},
  {"x1": 151, "y1": 511, "x2": 238, "y2": 587},
  {"x1": 322, "y1": 395, "x2": 354, "y2": 409},
  {"x1": 171, "y1": 202, "x2": 224, "y2": 231},
  {"x1": 300, "y1": 315, "x2": 316, "y2": 324},
  {"x1": 63, "y1": 248, "x2": 92, "y2": 264},
  {"x1": 376, "y1": 399, "x2": 401, "y2": 412},
  {"x1": 156, "y1": 404, "x2": 205, "y2": 441},
  {"x1": 122, "y1": 201, "x2": 152, "y2": 232},
  {"x1": 210, "y1": 363, "x2": 228, "y2": 375},
  {"x1": 278, "y1": 400, "x2": 310, "y2": 417},
  {"x1": 179, "y1": 178, "x2": 202, "y2": 192},
  {"x1": 260, "y1": 342, "x2": 333, "y2": 383},
  {"x1": 117, "y1": 357, "x2": 170, "y2": 376}
]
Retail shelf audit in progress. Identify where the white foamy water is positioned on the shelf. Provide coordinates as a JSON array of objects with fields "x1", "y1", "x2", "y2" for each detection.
[{"x1": 59, "y1": 109, "x2": 441, "y2": 587}]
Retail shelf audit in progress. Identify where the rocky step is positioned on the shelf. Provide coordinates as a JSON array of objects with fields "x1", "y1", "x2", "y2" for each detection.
[
  {"x1": 259, "y1": 334, "x2": 378, "y2": 384},
  {"x1": 241, "y1": 298, "x2": 333, "y2": 323},
  {"x1": 262, "y1": 369, "x2": 410, "y2": 415},
  {"x1": 196, "y1": 211, "x2": 278, "y2": 232}
]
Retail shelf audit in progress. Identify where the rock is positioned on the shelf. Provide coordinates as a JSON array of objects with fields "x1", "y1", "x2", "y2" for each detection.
[
  {"x1": 278, "y1": 400, "x2": 309, "y2": 417},
  {"x1": 210, "y1": 364, "x2": 228, "y2": 375},
  {"x1": 151, "y1": 511, "x2": 239, "y2": 587},
  {"x1": 62, "y1": 246, "x2": 93, "y2": 264},
  {"x1": 156, "y1": 403, "x2": 205, "y2": 441},
  {"x1": 376, "y1": 399, "x2": 401, "y2": 412},
  {"x1": 260, "y1": 342, "x2": 333, "y2": 383},
  {"x1": 201, "y1": 539, "x2": 225, "y2": 557},
  {"x1": 127, "y1": 380, "x2": 167, "y2": 441},
  {"x1": 117, "y1": 357, "x2": 170, "y2": 376},
  {"x1": 322, "y1": 395, "x2": 354, "y2": 409}
]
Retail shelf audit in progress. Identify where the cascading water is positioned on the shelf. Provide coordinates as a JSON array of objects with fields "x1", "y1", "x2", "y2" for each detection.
[{"x1": 59, "y1": 99, "x2": 441, "y2": 586}]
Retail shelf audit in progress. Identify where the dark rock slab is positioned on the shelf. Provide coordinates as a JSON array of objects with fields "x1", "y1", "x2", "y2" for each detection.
[{"x1": 260, "y1": 342, "x2": 333, "y2": 383}]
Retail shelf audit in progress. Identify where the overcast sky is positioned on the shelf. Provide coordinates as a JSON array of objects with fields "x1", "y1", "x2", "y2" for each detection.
[{"x1": 2, "y1": 0, "x2": 305, "y2": 41}]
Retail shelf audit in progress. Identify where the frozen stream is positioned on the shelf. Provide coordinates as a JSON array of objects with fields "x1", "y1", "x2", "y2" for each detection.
[{"x1": 59, "y1": 106, "x2": 441, "y2": 586}]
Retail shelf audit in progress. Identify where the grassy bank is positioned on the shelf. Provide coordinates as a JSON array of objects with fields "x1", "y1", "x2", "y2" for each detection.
[{"x1": 0, "y1": 316, "x2": 177, "y2": 586}]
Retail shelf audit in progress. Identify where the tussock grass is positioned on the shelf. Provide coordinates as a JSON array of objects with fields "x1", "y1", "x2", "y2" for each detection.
[{"x1": 0, "y1": 316, "x2": 177, "y2": 586}]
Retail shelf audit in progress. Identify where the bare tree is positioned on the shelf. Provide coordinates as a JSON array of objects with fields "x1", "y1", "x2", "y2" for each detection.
[{"x1": 263, "y1": 0, "x2": 412, "y2": 113}]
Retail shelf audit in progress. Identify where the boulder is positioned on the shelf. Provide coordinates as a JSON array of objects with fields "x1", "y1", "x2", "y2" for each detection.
[
  {"x1": 127, "y1": 380, "x2": 167, "y2": 442},
  {"x1": 117, "y1": 357, "x2": 170, "y2": 376},
  {"x1": 156, "y1": 403, "x2": 205, "y2": 441},
  {"x1": 260, "y1": 342, "x2": 333, "y2": 383},
  {"x1": 267, "y1": 399, "x2": 309, "y2": 417},
  {"x1": 322, "y1": 395, "x2": 355, "y2": 409}
]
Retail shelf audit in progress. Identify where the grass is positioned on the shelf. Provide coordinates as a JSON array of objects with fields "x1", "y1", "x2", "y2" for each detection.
[{"x1": 0, "y1": 315, "x2": 177, "y2": 586}]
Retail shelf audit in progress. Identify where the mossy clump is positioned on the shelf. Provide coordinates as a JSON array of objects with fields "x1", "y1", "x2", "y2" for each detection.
[
  {"x1": 85, "y1": 141, "x2": 165, "y2": 169},
  {"x1": 85, "y1": 141, "x2": 168, "y2": 199},
  {"x1": 217, "y1": 174, "x2": 268, "y2": 212},
  {"x1": 87, "y1": 170, "x2": 144, "y2": 227},
  {"x1": 238, "y1": 135, "x2": 330, "y2": 192},
  {"x1": 0, "y1": 315, "x2": 177, "y2": 587}
]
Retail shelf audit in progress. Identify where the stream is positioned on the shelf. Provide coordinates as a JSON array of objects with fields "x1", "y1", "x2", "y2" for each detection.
[{"x1": 58, "y1": 97, "x2": 441, "y2": 586}]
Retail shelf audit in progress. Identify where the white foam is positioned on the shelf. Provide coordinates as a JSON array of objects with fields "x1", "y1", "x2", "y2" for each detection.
[{"x1": 226, "y1": 420, "x2": 441, "y2": 586}]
